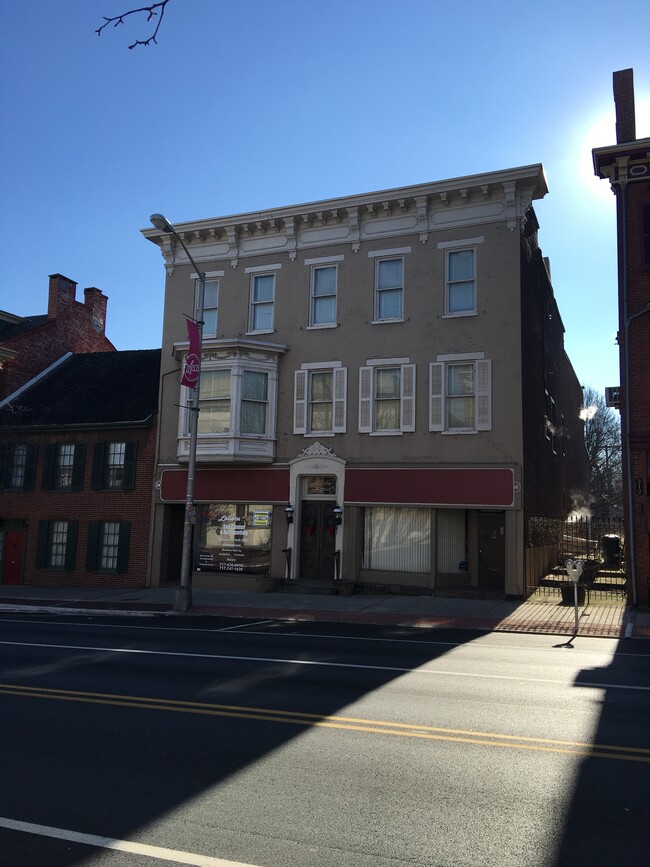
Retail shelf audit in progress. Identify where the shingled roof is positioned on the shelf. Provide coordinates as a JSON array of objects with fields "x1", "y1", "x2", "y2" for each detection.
[
  {"x1": 0, "y1": 349, "x2": 161, "y2": 428},
  {"x1": 0, "y1": 314, "x2": 49, "y2": 340}
]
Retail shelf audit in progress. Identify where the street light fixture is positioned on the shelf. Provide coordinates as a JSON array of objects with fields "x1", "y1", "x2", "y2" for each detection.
[{"x1": 150, "y1": 213, "x2": 206, "y2": 612}]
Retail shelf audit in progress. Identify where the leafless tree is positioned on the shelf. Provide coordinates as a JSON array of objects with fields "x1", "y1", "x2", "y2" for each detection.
[
  {"x1": 580, "y1": 385, "x2": 623, "y2": 518},
  {"x1": 96, "y1": 0, "x2": 173, "y2": 49}
]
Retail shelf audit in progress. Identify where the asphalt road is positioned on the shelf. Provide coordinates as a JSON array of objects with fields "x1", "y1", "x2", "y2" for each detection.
[{"x1": 0, "y1": 613, "x2": 648, "y2": 867}]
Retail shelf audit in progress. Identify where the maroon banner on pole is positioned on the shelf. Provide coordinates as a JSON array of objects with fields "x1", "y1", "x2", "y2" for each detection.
[{"x1": 181, "y1": 319, "x2": 200, "y2": 388}]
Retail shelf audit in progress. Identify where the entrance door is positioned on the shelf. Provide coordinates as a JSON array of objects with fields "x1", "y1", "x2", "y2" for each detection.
[
  {"x1": 2, "y1": 531, "x2": 25, "y2": 585},
  {"x1": 299, "y1": 501, "x2": 336, "y2": 581},
  {"x1": 478, "y1": 512, "x2": 505, "y2": 590}
]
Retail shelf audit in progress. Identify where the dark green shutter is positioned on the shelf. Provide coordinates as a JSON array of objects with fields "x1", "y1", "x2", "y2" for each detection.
[
  {"x1": 86, "y1": 521, "x2": 100, "y2": 571},
  {"x1": 64, "y1": 521, "x2": 78, "y2": 571},
  {"x1": 71, "y1": 444, "x2": 86, "y2": 491},
  {"x1": 0, "y1": 444, "x2": 7, "y2": 488},
  {"x1": 36, "y1": 521, "x2": 49, "y2": 568},
  {"x1": 42, "y1": 444, "x2": 56, "y2": 490},
  {"x1": 122, "y1": 442, "x2": 138, "y2": 491},
  {"x1": 91, "y1": 442, "x2": 106, "y2": 490},
  {"x1": 117, "y1": 522, "x2": 131, "y2": 573},
  {"x1": 23, "y1": 444, "x2": 38, "y2": 490}
]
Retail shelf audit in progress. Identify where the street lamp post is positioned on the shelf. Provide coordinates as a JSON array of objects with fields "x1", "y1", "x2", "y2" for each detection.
[{"x1": 150, "y1": 213, "x2": 206, "y2": 612}]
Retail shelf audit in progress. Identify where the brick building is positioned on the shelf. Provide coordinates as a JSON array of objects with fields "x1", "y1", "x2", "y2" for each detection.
[
  {"x1": 0, "y1": 273, "x2": 115, "y2": 400},
  {"x1": 593, "y1": 68, "x2": 650, "y2": 606},
  {"x1": 0, "y1": 350, "x2": 161, "y2": 588}
]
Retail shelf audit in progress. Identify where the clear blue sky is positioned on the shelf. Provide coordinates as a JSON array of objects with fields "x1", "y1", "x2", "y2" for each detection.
[{"x1": 1, "y1": 0, "x2": 648, "y2": 398}]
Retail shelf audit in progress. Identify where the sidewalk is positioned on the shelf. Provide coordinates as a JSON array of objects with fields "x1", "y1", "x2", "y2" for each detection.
[{"x1": 1, "y1": 585, "x2": 648, "y2": 639}]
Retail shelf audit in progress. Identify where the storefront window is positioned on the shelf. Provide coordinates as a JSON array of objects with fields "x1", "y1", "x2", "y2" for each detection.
[
  {"x1": 363, "y1": 507, "x2": 430, "y2": 573},
  {"x1": 436, "y1": 509, "x2": 467, "y2": 573},
  {"x1": 196, "y1": 504, "x2": 272, "y2": 574}
]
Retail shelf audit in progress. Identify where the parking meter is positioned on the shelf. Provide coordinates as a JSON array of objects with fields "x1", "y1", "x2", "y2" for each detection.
[{"x1": 565, "y1": 559, "x2": 583, "y2": 634}]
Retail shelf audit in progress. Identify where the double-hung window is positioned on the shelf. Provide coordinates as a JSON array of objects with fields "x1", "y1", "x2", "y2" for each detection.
[
  {"x1": 1, "y1": 443, "x2": 37, "y2": 490},
  {"x1": 198, "y1": 370, "x2": 232, "y2": 434},
  {"x1": 42, "y1": 443, "x2": 85, "y2": 491},
  {"x1": 91, "y1": 442, "x2": 137, "y2": 491},
  {"x1": 445, "y1": 247, "x2": 477, "y2": 315},
  {"x1": 248, "y1": 271, "x2": 276, "y2": 333},
  {"x1": 36, "y1": 519, "x2": 78, "y2": 570},
  {"x1": 429, "y1": 356, "x2": 492, "y2": 432},
  {"x1": 294, "y1": 364, "x2": 347, "y2": 435},
  {"x1": 202, "y1": 278, "x2": 219, "y2": 336},
  {"x1": 310, "y1": 265, "x2": 337, "y2": 326},
  {"x1": 375, "y1": 257, "x2": 404, "y2": 321},
  {"x1": 241, "y1": 370, "x2": 268, "y2": 435},
  {"x1": 359, "y1": 360, "x2": 415, "y2": 434},
  {"x1": 86, "y1": 521, "x2": 131, "y2": 573}
]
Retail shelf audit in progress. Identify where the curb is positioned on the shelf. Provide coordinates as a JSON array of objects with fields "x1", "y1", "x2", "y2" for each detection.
[{"x1": 0, "y1": 598, "x2": 640, "y2": 639}]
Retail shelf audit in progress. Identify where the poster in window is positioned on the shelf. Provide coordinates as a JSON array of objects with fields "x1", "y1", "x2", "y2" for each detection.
[{"x1": 196, "y1": 504, "x2": 272, "y2": 574}]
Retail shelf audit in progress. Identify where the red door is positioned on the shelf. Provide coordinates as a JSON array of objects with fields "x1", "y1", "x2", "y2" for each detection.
[{"x1": 2, "y1": 531, "x2": 25, "y2": 585}]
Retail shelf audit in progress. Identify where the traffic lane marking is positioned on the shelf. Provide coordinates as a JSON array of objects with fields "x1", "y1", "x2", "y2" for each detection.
[
  {"x1": 1, "y1": 639, "x2": 649, "y2": 693},
  {"x1": 3, "y1": 616, "x2": 648, "y2": 659},
  {"x1": 0, "y1": 816, "x2": 258, "y2": 866},
  {"x1": 2, "y1": 683, "x2": 649, "y2": 764}
]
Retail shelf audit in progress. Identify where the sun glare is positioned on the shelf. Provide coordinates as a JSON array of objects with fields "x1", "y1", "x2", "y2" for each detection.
[{"x1": 571, "y1": 96, "x2": 650, "y2": 203}]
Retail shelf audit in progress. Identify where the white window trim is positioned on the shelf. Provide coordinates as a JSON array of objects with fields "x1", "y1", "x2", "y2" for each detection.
[
  {"x1": 436, "y1": 237, "x2": 484, "y2": 249},
  {"x1": 373, "y1": 256, "x2": 405, "y2": 324},
  {"x1": 191, "y1": 270, "x2": 225, "y2": 279},
  {"x1": 304, "y1": 255, "x2": 344, "y2": 265},
  {"x1": 366, "y1": 356, "x2": 411, "y2": 366},
  {"x1": 309, "y1": 262, "x2": 338, "y2": 328},
  {"x1": 244, "y1": 263, "x2": 282, "y2": 274},
  {"x1": 443, "y1": 246, "x2": 478, "y2": 318},
  {"x1": 429, "y1": 358, "x2": 492, "y2": 434},
  {"x1": 436, "y1": 352, "x2": 484, "y2": 362},
  {"x1": 359, "y1": 363, "x2": 416, "y2": 436},
  {"x1": 247, "y1": 271, "x2": 276, "y2": 335},
  {"x1": 367, "y1": 246, "x2": 412, "y2": 258},
  {"x1": 300, "y1": 360, "x2": 342, "y2": 370}
]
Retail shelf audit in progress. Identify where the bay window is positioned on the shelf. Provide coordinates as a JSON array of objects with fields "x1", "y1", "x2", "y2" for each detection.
[{"x1": 176, "y1": 340, "x2": 284, "y2": 462}]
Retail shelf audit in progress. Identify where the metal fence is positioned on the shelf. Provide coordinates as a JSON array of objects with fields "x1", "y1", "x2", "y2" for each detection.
[{"x1": 524, "y1": 515, "x2": 626, "y2": 600}]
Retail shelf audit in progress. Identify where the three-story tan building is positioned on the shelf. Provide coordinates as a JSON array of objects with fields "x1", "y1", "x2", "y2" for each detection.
[{"x1": 144, "y1": 165, "x2": 587, "y2": 597}]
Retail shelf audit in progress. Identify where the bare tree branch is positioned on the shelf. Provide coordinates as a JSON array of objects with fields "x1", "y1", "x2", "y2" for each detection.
[
  {"x1": 581, "y1": 386, "x2": 623, "y2": 517},
  {"x1": 96, "y1": 0, "x2": 172, "y2": 49}
]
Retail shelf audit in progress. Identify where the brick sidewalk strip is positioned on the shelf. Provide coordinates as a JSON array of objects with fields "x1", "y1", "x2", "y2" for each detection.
[{"x1": 0, "y1": 597, "x2": 641, "y2": 639}]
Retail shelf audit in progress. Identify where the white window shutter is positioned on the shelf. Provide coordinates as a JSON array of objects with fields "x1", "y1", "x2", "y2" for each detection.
[
  {"x1": 400, "y1": 364, "x2": 416, "y2": 431},
  {"x1": 358, "y1": 367, "x2": 373, "y2": 433},
  {"x1": 294, "y1": 370, "x2": 308, "y2": 434},
  {"x1": 333, "y1": 367, "x2": 347, "y2": 433},
  {"x1": 476, "y1": 359, "x2": 492, "y2": 430},
  {"x1": 429, "y1": 362, "x2": 444, "y2": 431}
]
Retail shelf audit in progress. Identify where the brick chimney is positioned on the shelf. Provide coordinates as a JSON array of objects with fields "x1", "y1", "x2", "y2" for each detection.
[
  {"x1": 83, "y1": 287, "x2": 108, "y2": 335},
  {"x1": 613, "y1": 68, "x2": 636, "y2": 144},
  {"x1": 48, "y1": 273, "x2": 77, "y2": 319}
]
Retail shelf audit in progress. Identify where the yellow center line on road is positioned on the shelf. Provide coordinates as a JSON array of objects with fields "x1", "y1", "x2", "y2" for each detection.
[{"x1": 2, "y1": 682, "x2": 649, "y2": 764}]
